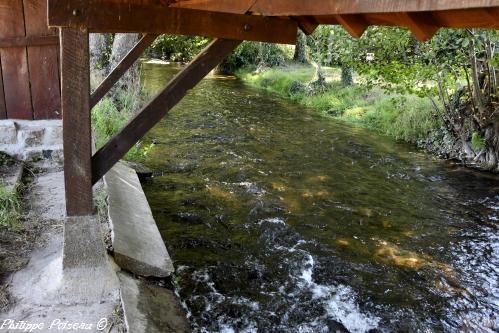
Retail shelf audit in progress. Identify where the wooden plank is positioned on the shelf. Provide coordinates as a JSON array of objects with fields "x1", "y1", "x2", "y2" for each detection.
[
  {"x1": 91, "y1": 33, "x2": 158, "y2": 109},
  {"x1": 335, "y1": 14, "x2": 369, "y2": 38},
  {"x1": 169, "y1": 0, "x2": 255, "y2": 14},
  {"x1": 314, "y1": 8, "x2": 499, "y2": 30},
  {"x1": 24, "y1": 0, "x2": 61, "y2": 119},
  {"x1": 0, "y1": 0, "x2": 33, "y2": 119},
  {"x1": 0, "y1": 57, "x2": 5, "y2": 119},
  {"x1": 61, "y1": 27, "x2": 93, "y2": 216},
  {"x1": 0, "y1": 35, "x2": 59, "y2": 48},
  {"x1": 48, "y1": 0, "x2": 298, "y2": 44},
  {"x1": 248, "y1": 0, "x2": 499, "y2": 15},
  {"x1": 91, "y1": 38, "x2": 241, "y2": 184}
]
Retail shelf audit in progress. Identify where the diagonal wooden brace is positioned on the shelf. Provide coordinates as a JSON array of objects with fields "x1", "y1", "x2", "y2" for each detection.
[
  {"x1": 90, "y1": 33, "x2": 159, "y2": 109},
  {"x1": 91, "y1": 38, "x2": 242, "y2": 184}
]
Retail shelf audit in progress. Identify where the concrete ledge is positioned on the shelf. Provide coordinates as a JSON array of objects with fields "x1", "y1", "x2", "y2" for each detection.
[
  {"x1": 105, "y1": 161, "x2": 174, "y2": 277},
  {"x1": 0, "y1": 119, "x2": 63, "y2": 162},
  {"x1": 118, "y1": 272, "x2": 190, "y2": 333}
]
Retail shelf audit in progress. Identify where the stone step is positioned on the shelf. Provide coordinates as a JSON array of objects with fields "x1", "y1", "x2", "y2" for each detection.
[
  {"x1": 105, "y1": 161, "x2": 174, "y2": 277},
  {"x1": 118, "y1": 272, "x2": 190, "y2": 333}
]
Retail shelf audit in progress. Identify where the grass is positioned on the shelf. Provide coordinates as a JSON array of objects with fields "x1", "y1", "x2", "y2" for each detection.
[
  {"x1": 237, "y1": 63, "x2": 441, "y2": 144},
  {"x1": 91, "y1": 88, "x2": 154, "y2": 162},
  {"x1": 0, "y1": 185, "x2": 21, "y2": 230}
]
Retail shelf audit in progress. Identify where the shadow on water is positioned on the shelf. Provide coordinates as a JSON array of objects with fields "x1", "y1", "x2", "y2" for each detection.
[{"x1": 140, "y1": 62, "x2": 499, "y2": 332}]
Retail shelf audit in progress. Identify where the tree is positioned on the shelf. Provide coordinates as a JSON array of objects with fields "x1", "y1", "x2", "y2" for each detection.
[
  {"x1": 109, "y1": 33, "x2": 141, "y2": 91},
  {"x1": 293, "y1": 30, "x2": 307, "y2": 63}
]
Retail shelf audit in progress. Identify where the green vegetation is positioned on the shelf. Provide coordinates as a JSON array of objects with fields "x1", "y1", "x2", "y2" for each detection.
[
  {"x1": 239, "y1": 65, "x2": 440, "y2": 143},
  {"x1": 0, "y1": 185, "x2": 21, "y2": 230},
  {"x1": 471, "y1": 132, "x2": 486, "y2": 152},
  {"x1": 91, "y1": 90, "x2": 153, "y2": 162}
]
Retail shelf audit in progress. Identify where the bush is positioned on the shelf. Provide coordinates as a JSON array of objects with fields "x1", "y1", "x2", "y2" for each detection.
[
  {"x1": 148, "y1": 35, "x2": 210, "y2": 62},
  {"x1": 218, "y1": 42, "x2": 288, "y2": 74}
]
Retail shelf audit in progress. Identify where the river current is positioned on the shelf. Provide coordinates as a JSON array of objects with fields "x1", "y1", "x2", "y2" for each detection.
[{"x1": 140, "y1": 62, "x2": 499, "y2": 332}]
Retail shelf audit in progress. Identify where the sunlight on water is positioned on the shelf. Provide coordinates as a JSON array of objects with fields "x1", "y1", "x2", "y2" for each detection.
[{"x1": 141, "y1": 63, "x2": 499, "y2": 332}]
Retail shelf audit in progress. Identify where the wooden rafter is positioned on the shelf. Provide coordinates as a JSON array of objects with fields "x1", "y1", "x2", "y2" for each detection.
[
  {"x1": 248, "y1": 0, "x2": 499, "y2": 15},
  {"x1": 91, "y1": 33, "x2": 159, "y2": 109},
  {"x1": 334, "y1": 14, "x2": 369, "y2": 38},
  {"x1": 402, "y1": 12, "x2": 440, "y2": 42},
  {"x1": 91, "y1": 39, "x2": 242, "y2": 184},
  {"x1": 48, "y1": 0, "x2": 297, "y2": 44}
]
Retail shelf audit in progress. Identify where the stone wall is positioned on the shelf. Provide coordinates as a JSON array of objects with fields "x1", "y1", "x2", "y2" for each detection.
[{"x1": 0, "y1": 120, "x2": 63, "y2": 162}]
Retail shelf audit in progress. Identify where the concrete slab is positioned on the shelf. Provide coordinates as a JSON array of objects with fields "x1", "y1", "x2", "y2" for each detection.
[
  {"x1": 1, "y1": 170, "x2": 121, "y2": 332},
  {"x1": 105, "y1": 161, "x2": 174, "y2": 277},
  {"x1": 118, "y1": 272, "x2": 190, "y2": 333}
]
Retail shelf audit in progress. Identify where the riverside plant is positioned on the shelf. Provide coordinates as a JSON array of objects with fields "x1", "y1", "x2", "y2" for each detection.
[{"x1": 0, "y1": 185, "x2": 21, "y2": 229}]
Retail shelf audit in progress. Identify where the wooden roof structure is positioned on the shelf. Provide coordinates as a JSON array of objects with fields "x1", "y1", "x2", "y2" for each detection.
[
  {"x1": 46, "y1": 0, "x2": 499, "y2": 216},
  {"x1": 50, "y1": 0, "x2": 499, "y2": 43}
]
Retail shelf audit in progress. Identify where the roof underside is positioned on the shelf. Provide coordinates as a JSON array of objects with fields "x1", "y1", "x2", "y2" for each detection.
[
  {"x1": 48, "y1": 0, "x2": 499, "y2": 42},
  {"x1": 169, "y1": 0, "x2": 499, "y2": 40}
]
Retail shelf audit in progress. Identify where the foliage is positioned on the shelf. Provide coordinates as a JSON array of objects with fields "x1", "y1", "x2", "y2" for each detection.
[
  {"x1": 218, "y1": 42, "x2": 287, "y2": 74},
  {"x1": 148, "y1": 35, "x2": 210, "y2": 62},
  {"x1": 91, "y1": 90, "x2": 153, "y2": 162},
  {"x1": 471, "y1": 132, "x2": 486, "y2": 151},
  {"x1": 0, "y1": 185, "x2": 21, "y2": 230}
]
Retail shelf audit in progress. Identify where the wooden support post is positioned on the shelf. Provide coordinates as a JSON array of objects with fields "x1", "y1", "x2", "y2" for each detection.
[
  {"x1": 91, "y1": 38, "x2": 241, "y2": 184},
  {"x1": 90, "y1": 33, "x2": 159, "y2": 108},
  {"x1": 61, "y1": 27, "x2": 93, "y2": 216}
]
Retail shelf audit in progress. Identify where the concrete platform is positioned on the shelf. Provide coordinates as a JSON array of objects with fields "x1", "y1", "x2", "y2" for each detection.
[
  {"x1": 118, "y1": 272, "x2": 190, "y2": 333},
  {"x1": 105, "y1": 161, "x2": 174, "y2": 277},
  {"x1": 1, "y1": 171, "x2": 121, "y2": 332}
]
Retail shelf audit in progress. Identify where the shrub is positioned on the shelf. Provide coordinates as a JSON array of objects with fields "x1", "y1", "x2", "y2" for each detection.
[
  {"x1": 218, "y1": 42, "x2": 288, "y2": 74},
  {"x1": 471, "y1": 132, "x2": 486, "y2": 151}
]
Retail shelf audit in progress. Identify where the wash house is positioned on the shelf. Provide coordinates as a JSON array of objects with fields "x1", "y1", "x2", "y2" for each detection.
[{"x1": 40, "y1": 0, "x2": 499, "y2": 215}]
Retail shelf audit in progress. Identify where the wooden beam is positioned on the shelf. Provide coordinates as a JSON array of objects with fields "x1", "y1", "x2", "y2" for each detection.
[
  {"x1": 61, "y1": 27, "x2": 93, "y2": 216},
  {"x1": 401, "y1": 12, "x2": 439, "y2": 42},
  {"x1": 169, "y1": 0, "x2": 255, "y2": 14},
  {"x1": 48, "y1": 0, "x2": 297, "y2": 44},
  {"x1": 292, "y1": 16, "x2": 319, "y2": 35},
  {"x1": 0, "y1": 35, "x2": 59, "y2": 48},
  {"x1": 90, "y1": 33, "x2": 158, "y2": 109},
  {"x1": 335, "y1": 14, "x2": 369, "y2": 38},
  {"x1": 248, "y1": 0, "x2": 499, "y2": 15},
  {"x1": 91, "y1": 39, "x2": 241, "y2": 184},
  {"x1": 0, "y1": 57, "x2": 5, "y2": 119}
]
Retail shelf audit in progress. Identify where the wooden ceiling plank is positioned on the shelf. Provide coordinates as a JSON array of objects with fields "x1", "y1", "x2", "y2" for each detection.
[
  {"x1": 334, "y1": 14, "x2": 369, "y2": 38},
  {"x1": 249, "y1": 0, "x2": 499, "y2": 16},
  {"x1": 48, "y1": 0, "x2": 297, "y2": 44}
]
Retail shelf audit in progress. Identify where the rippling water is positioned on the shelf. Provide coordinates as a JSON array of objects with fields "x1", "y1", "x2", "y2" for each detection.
[{"x1": 140, "y1": 62, "x2": 499, "y2": 332}]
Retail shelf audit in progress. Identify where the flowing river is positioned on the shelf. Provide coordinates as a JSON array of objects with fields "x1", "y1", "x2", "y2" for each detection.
[{"x1": 140, "y1": 62, "x2": 499, "y2": 332}]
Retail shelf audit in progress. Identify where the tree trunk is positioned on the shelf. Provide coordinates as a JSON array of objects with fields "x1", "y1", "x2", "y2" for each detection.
[
  {"x1": 109, "y1": 33, "x2": 141, "y2": 92},
  {"x1": 341, "y1": 66, "x2": 353, "y2": 86},
  {"x1": 293, "y1": 30, "x2": 307, "y2": 63},
  {"x1": 89, "y1": 33, "x2": 110, "y2": 72}
]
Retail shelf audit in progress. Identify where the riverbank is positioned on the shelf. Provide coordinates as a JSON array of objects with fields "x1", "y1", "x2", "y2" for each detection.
[{"x1": 236, "y1": 63, "x2": 498, "y2": 172}]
